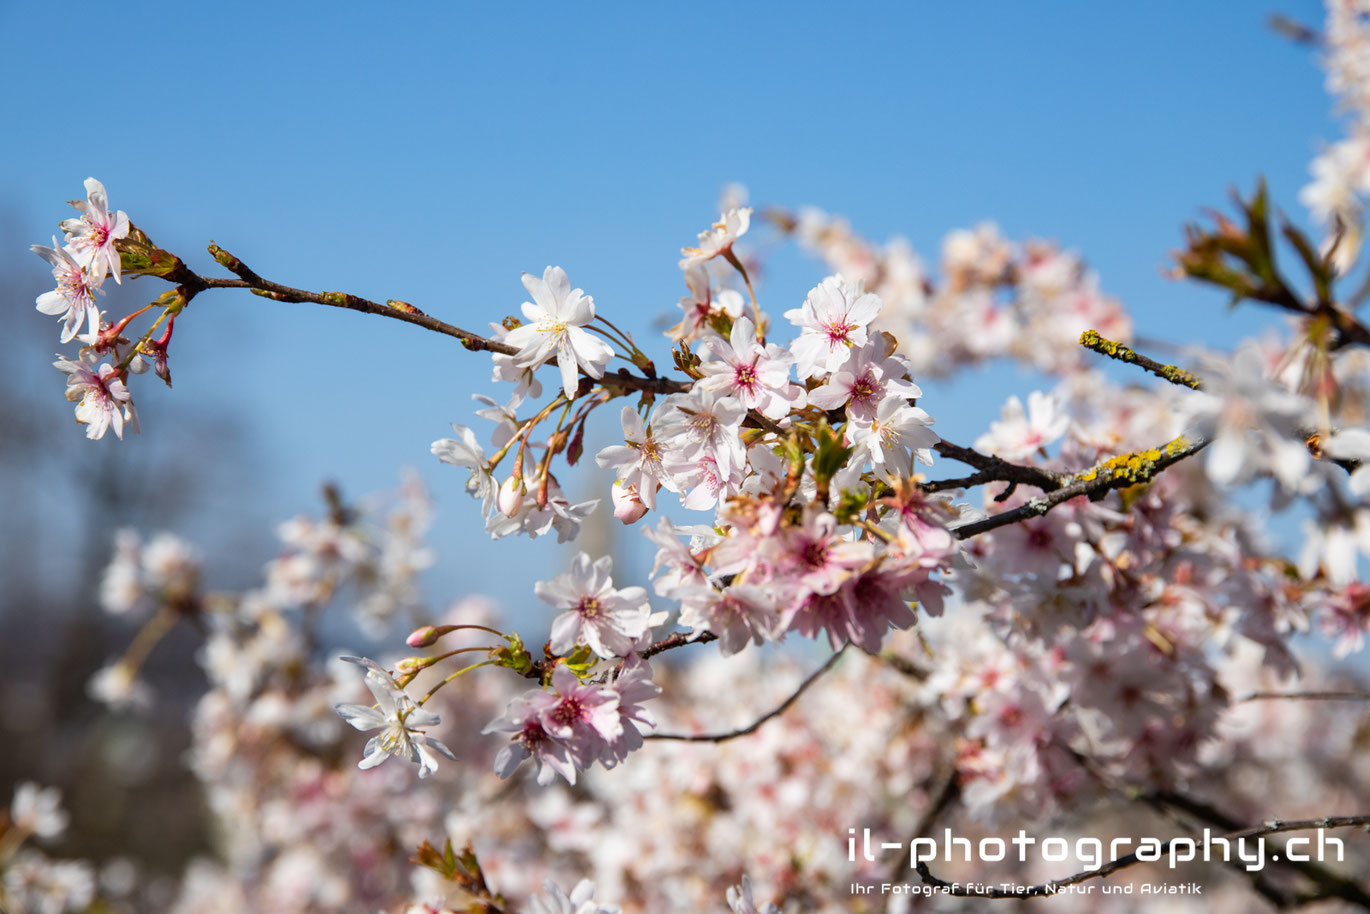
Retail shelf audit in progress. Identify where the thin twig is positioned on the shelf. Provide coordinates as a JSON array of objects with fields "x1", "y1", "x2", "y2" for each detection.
[
  {"x1": 1239, "y1": 690, "x2": 1370, "y2": 703},
  {"x1": 195, "y1": 243, "x2": 689, "y2": 397},
  {"x1": 1080, "y1": 330, "x2": 1203, "y2": 390},
  {"x1": 888, "y1": 769, "x2": 959, "y2": 885},
  {"x1": 645, "y1": 647, "x2": 846, "y2": 743}
]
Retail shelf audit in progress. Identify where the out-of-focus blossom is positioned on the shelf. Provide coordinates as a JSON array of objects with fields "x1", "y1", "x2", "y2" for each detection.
[
  {"x1": 529, "y1": 878, "x2": 620, "y2": 914},
  {"x1": 1177, "y1": 344, "x2": 1314, "y2": 490},
  {"x1": 727, "y1": 876, "x2": 780, "y2": 914},
  {"x1": 974, "y1": 391, "x2": 1069, "y2": 460},
  {"x1": 679, "y1": 207, "x2": 752, "y2": 270},
  {"x1": 10, "y1": 783, "x2": 69, "y2": 842},
  {"x1": 87, "y1": 663, "x2": 154, "y2": 711}
]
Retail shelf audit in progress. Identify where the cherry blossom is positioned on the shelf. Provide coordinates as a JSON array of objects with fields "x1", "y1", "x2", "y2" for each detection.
[
  {"x1": 529, "y1": 878, "x2": 620, "y2": 914},
  {"x1": 679, "y1": 206, "x2": 752, "y2": 270},
  {"x1": 1177, "y1": 344, "x2": 1313, "y2": 490},
  {"x1": 783, "y1": 274, "x2": 882, "y2": 379},
  {"x1": 974, "y1": 390, "x2": 1070, "y2": 460},
  {"x1": 676, "y1": 582, "x2": 779, "y2": 655},
  {"x1": 31, "y1": 238, "x2": 103, "y2": 344},
  {"x1": 695, "y1": 317, "x2": 800, "y2": 420},
  {"x1": 59, "y1": 177, "x2": 129, "y2": 284},
  {"x1": 431, "y1": 424, "x2": 496, "y2": 514},
  {"x1": 503, "y1": 266, "x2": 615, "y2": 399},
  {"x1": 667, "y1": 265, "x2": 745, "y2": 342},
  {"x1": 845, "y1": 395, "x2": 939, "y2": 474},
  {"x1": 53, "y1": 352, "x2": 135, "y2": 440},
  {"x1": 594, "y1": 406, "x2": 676, "y2": 510},
  {"x1": 538, "y1": 553, "x2": 652, "y2": 659},
  {"x1": 333, "y1": 656, "x2": 456, "y2": 778},
  {"x1": 807, "y1": 337, "x2": 921, "y2": 422}
]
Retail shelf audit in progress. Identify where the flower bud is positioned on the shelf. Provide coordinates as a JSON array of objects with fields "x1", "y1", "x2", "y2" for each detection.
[
  {"x1": 406, "y1": 624, "x2": 463, "y2": 648},
  {"x1": 611, "y1": 481, "x2": 648, "y2": 524},
  {"x1": 407, "y1": 625, "x2": 439, "y2": 648},
  {"x1": 498, "y1": 474, "x2": 526, "y2": 517},
  {"x1": 394, "y1": 656, "x2": 436, "y2": 676}
]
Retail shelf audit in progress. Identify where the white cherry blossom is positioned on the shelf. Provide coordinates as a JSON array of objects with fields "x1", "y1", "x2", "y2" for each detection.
[{"x1": 503, "y1": 266, "x2": 615, "y2": 399}]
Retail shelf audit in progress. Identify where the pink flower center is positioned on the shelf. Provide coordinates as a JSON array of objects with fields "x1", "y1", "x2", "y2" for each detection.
[
  {"x1": 851, "y1": 373, "x2": 880, "y2": 403},
  {"x1": 518, "y1": 720, "x2": 549, "y2": 749},
  {"x1": 550, "y1": 697, "x2": 585, "y2": 726},
  {"x1": 823, "y1": 319, "x2": 855, "y2": 346},
  {"x1": 59, "y1": 264, "x2": 94, "y2": 304},
  {"x1": 800, "y1": 540, "x2": 830, "y2": 570},
  {"x1": 576, "y1": 596, "x2": 603, "y2": 620},
  {"x1": 733, "y1": 363, "x2": 759, "y2": 393}
]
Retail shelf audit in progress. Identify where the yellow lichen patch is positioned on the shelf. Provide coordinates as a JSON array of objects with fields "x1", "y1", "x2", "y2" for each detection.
[{"x1": 1078, "y1": 436, "x2": 1191, "y2": 488}]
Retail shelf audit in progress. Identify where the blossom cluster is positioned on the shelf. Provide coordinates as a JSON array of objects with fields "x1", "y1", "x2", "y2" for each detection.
[
  {"x1": 18, "y1": 3, "x2": 1370, "y2": 908},
  {"x1": 1300, "y1": 0, "x2": 1370, "y2": 269},
  {"x1": 32, "y1": 178, "x2": 145, "y2": 440}
]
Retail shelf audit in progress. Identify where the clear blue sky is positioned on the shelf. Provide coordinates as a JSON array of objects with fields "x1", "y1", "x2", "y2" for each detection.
[{"x1": 0, "y1": 0, "x2": 1336, "y2": 619}]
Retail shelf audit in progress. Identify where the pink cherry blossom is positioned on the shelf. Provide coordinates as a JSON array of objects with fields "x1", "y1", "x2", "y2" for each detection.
[
  {"x1": 538, "y1": 553, "x2": 652, "y2": 659},
  {"x1": 54, "y1": 352, "x2": 136, "y2": 440},
  {"x1": 783, "y1": 274, "x2": 882, "y2": 379},
  {"x1": 31, "y1": 238, "x2": 103, "y2": 343},
  {"x1": 59, "y1": 177, "x2": 129, "y2": 285},
  {"x1": 695, "y1": 317, "x2": 800, "y2": 420},
  {"x1": 807, "y1": 339, "x2": 920, "y2": 423},
  {"x1": 594, "y1": 406, "x2": 675, "y2": 510}
]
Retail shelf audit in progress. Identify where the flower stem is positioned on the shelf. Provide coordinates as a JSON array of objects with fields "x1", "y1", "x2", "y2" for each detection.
[{"x1": 416, "y1": 660, "x2": 497, "y2": 705}]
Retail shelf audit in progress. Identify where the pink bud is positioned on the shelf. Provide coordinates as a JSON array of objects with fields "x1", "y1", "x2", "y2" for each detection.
[
  {"x1": 407, "y1": 625, "x2": 438, "y2": 647},
  {"x1": 611, "y1": 481, "x2": 648, "y2": 524},
  {"x1": 498, "y1": 475, "x2": 525, "y2": 517},
  {"x1": 408, "y1": 624, "x2": 464, "y2": 647}
]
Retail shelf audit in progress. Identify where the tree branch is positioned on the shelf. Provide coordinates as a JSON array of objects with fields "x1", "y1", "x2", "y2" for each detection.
[
  {"x1": 645, "y1": 646, "x2": 846, "y2": 743},
  {"x1": 1079, "y1": 330, "x2": 1203, "y2": 390},
  {"x1": 929, "y1": 439, "x2": 1064, "y2": 497},
  {"x1": 1239, "y1": 690, "x2": 1370, "y2": 703},
  {"x1": 950, "y1": 435, "x2": 1208, "y2": 540}
]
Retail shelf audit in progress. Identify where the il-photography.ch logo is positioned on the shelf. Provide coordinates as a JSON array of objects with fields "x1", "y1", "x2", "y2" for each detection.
[{"x1": 845, "y1": 826, "x2": 1347, "y2": 897}]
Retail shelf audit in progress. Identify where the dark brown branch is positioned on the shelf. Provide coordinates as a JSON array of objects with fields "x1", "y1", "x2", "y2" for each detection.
[
  {"x1": 192, "y1": 243, "x2": 689, "y2": 397},
  {"x1": 199, "y1": 243, "x2": 518, "y2": 354},
  {"x1": 929, "y1": 439, "x2": 1065, "y2": 496},
  {"x1": 645, "y1": 647, "x2": 846, "y2": 743},
  {"x1": 951, "y1": 436, "x2": 1208, "y2": 540},
  {"x1": 889, "y1": 769, "x2": 960, "y2": 884},
  {"x1": 915, "y1": 815, "x2": 1370, "y2": 900}
]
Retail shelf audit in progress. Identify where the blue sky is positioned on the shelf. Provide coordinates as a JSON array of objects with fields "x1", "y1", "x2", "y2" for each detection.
[{"x1": 0, "y1": 1, "x2": 1337, "y2": 623}]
